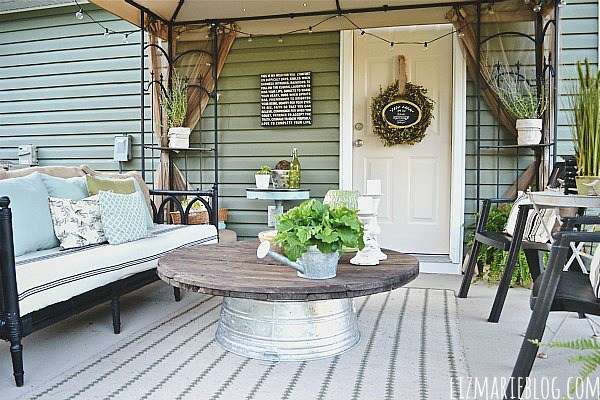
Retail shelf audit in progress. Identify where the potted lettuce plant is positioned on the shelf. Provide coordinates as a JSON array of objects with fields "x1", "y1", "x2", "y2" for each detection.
[{"x1": 268, "y1": 199, "x2": 364, "y2": 279}]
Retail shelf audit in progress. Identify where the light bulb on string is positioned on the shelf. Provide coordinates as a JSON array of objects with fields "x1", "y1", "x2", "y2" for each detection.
[
  {"x1": 532, "y1": 3, "x2": 542, "y2": 12},
  {"x1": 486, "y1": 4, "x2": 495, "y2": 15},
  {"x1": 122, "y1": 33, "x2": 129, "y2": 44},
  {"x1": 457, "y1": 31, "x2": 465, "y2": 38},
  {"x1": 247, "y1": 35, "x2": 253, "y2": 42},
  {"x1": 103, "y1": 28, "x2": 110, "y2": 38},
  {"x1": 308, "y1": 26, "x2": 313, "y2": 33},
  {"x1": 389, "y1": 42, "x2": 395, "y2": 50},
  {"x1": 558, "y1": 0, "x2": 566, "y2": 5},
  {"x1": 75, "y1": 8, "x2": 84, "y2": 20},
  {"x1": 277, "y1": 36, "x2": 284, "y2": 43},
  {"x1": 423, "y1": 41, "x2": 429, "y2": 51},
  {"x1": 360, "y1": 30, "x2": 366, "y2": 36}
]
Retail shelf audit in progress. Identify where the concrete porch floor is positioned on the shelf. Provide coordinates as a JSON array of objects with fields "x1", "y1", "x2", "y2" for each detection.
[{"x1": 1, "y1": 273, "x2": 595, "y2": 399}]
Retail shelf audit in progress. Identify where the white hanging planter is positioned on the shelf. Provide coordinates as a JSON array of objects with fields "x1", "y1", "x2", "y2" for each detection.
[
  {"x1": 168, "y1": 127, "x2": 191, "y2": 148},
  {"x1": 255, "y1": 174, "x2": 271, "y2": 189},
  {"x1": 516, "y1": 119, "x2": 542, "y2": 145}
]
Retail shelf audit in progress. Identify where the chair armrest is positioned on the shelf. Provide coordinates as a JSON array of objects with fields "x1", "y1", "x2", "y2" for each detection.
[{"x1": 149, "y1": 189, "x2": 218, "y2": 227}]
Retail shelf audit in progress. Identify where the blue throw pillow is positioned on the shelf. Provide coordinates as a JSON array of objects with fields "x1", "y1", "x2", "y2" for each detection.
[
  {"x1": 98, "y1": 191, "x2": 150, "y2": 245},
  {"x1": 39, "y1": 174, "x2": 88, "y2": 200},
  {"x1": 0, "y1": 173, "x2": 58, "y2": 256}
]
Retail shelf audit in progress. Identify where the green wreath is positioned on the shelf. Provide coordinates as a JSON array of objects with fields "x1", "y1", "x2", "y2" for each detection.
[{"x1": 370, "y1": 80, "x2": 434, "y2": 146}]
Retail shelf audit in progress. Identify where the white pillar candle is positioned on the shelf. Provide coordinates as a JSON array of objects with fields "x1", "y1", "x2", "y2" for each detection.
[
  {"x1": 357, "y1": 196, "x2": 374, "y2": 215},
  {"x1": 366, "y1": 179, "x2": 382, "y2": 196}
]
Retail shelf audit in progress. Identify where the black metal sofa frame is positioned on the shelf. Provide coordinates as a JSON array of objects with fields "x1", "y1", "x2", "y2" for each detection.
[{"x1": 0, "y1": 189, "x2": 217, "y2": 387}]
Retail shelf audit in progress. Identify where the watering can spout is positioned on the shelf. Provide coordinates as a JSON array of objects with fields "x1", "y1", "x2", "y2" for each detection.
[{"x1": 257, "y1": 241, "x2": 304, "y2": 274}]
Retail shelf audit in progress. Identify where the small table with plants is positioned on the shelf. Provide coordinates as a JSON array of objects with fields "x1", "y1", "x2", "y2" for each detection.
[
  {"x1": 157, "y1": 199, "x2": 419, "y2": 361},
  {"x1": 246, "y1": 187, "x2": 310, "y2": 227}
]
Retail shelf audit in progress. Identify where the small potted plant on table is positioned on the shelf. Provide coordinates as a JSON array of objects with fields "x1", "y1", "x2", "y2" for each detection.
[
  {"x1": 572, "y1": 60, "x2": 600, "y2": 195},
  {"x1": 255, "y1": 165, "x2": 272, "y2": 189},
  {"x1": 161, "y1": 73, "x2": 190, "y2": 148},
  {"x1": 258, "y1": 199, "x2": 364, "y2": 279}
]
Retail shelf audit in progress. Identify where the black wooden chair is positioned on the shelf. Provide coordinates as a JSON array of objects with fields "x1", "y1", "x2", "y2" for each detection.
[
  {"x1": 459, "y1": 163, "x2": 565, "y2": 323},
  {"x1": 504, "y1": 216, "x2": 600, "y2": 399}
]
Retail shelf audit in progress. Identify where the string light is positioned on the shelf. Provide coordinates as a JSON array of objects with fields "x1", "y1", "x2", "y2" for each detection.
[
  {"x1": 308, "y1": 26, "x2": 313, "y2": 33},
  {"x1": 486, "y1": 4, "x2": 495, "y2": 15},
  {"x1": 423, "y1": 41, "x2": 429, "y2": 50},
  {"x1": 247, "y1": 35, "x2": 253, "y2": 42},
  {"x1": 277, "y1": 36, "x2": 284, "y2": 43},
  {"x1": 73, "y1": 1, "x2": 133, "y2": 44}
]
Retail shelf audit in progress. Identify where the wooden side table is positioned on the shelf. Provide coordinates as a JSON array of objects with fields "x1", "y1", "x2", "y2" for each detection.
[{"x1": 246, "y1": 188, "x2": 310, "y2": 227}]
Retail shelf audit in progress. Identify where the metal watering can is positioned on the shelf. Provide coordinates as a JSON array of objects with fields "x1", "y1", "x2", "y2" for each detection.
[{"x1": 257, "y1": 241, "x2": 340, "y2": 280}]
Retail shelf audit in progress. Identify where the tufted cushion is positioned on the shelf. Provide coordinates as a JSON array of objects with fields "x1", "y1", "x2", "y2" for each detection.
[{"x1": 98, "y1": 191, "x2": 150, "y2": 245}]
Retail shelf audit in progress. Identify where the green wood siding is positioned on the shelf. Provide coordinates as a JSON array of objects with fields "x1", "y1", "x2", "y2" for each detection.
[
  {"x1": 177, "y1": 32, "x2": 340, "y2": 239},
  {"x1": 0, "y1": 4, "x2": 150, "y2": 172},
  {"x1": 2, "y1": 2, "x2": 597, "y2": 241}
]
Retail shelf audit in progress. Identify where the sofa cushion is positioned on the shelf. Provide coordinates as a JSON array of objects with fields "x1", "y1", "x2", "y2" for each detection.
[
  {"x1": 40, "y1": 174, "x2": 88, "y2": 200},
  {"x1": 86, "y1": 175, "x2": 136, "y2": 195},
  {"x1": 48, "y1": 196, "x2": 106, "y2": 249},
  {"x1": 15, "y1": 224, "x2": 218, "y2": 315},
  {"x1": 0, "y1": 173, "x2": 58, "y2": 256},
  {"x1": 98, "y1": 191, "x2": 150, "y2": 245}
]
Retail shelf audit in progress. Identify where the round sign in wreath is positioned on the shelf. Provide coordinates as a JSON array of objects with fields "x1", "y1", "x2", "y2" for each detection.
[{"x1": 371, "y1": 80, "x2": 434, "y2": 146}]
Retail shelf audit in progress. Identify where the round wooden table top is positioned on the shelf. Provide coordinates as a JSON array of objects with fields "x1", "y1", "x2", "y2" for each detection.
[{"x1": 157, "y1": 241, "x2": 419, "y2": 301}]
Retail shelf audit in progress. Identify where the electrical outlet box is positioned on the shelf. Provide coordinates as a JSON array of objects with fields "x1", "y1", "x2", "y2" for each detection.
[
  {"x1": 17, "y1": 144, "x2": 38, "y2": 166},
  {"x1": 113, "y1": 135, "x2": 133, "y2": 162}
]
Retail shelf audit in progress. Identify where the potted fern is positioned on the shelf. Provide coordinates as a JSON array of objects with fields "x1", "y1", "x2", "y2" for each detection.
[
  {"x1": 487, "y1": 64, "x2": 546, "y2": 145},
  {"x1": 572, "y1": 60, "x2": 600, "y2": 195},
  {"x1": 255, "y1": 165, "x2": 272, "y2": 189},
  {"x1": 161, "y1": 73, "x2": 190, "y2": 148}
]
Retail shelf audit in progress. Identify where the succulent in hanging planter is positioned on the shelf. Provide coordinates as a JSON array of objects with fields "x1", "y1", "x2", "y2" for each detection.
[
  {"x1": 161, "y1": 72, "x2": 190, "y2": 148},
  {"x1": 486, "y1": 63, "x2": 547, "y2": 145},
  {"x1": 571, "y1": 60, "x2": 600, "y2": 195}
]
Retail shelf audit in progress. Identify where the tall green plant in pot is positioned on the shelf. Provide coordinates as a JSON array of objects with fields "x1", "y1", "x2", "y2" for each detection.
[
  {"x1": 572, "y1": 60, "x2": 600, "y2": 195},
  {"x1": 265, "y1": 200, "x2": 364, "y2": 279},
  {"x1": 161, "y1": 72, "x2": 190, "y2": 148},
  {"x1": 486, "y1": 63, "x2": 546, "y2": 145}
]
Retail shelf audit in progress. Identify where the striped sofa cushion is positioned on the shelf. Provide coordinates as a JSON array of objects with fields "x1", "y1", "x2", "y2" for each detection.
[{"x1": 14, "y1": 224, "x2": 218, "y2": 316}]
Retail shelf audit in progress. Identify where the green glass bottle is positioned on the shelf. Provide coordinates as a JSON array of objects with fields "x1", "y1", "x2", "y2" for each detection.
[{"x1": 288, "y1": 148, "x2": 301, "y2": 189}]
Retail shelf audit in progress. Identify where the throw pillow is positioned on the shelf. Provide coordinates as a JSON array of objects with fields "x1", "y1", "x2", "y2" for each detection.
[
  {"x1": 48, "y1": 196, "x2": 106, "y2": 249},
  {"x1": 86, "y1": 175, "x2": 136, "y2": 196},
  {"x1": 0, "y1": 172, "x2": 58, "y2": 256},
  {"x1": 40, "y1": 174, "x2": 88, "y2": 200},
  {"x1": 98, "y1": 191, "x2": 150, "y2": 245},
  {"x1": 504, "y1": 192, "x2": 557, "y2": 243}
]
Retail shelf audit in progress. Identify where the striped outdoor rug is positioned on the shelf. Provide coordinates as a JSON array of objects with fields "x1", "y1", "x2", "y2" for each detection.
[{"x1": 22, "y1": 288, "x2": 467, "y2": 400}]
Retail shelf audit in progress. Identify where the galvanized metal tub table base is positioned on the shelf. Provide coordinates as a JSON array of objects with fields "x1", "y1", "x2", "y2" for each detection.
[{"x1": 216, "y1": 297, "x2": 360, "y2": 361}]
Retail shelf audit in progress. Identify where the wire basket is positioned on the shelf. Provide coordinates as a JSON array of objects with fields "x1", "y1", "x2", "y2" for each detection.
[{"x1": 169, "y1": 208, "x2": 228, "y2": 225}]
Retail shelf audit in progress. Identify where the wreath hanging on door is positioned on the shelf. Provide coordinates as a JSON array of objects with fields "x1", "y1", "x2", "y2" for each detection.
[
  {"x1": 370, "y1": 55, "x2": 435, "y2": 146},
  {"x1": 370, "y1": 80, "x2": 434, "y2": 146}
]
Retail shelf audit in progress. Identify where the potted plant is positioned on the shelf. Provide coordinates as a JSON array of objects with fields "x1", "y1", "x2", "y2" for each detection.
[
  {"x1": 487, "y1": 64, "x2": 546, "y2": 145},
  {"x1": 161, "y1": 73, "x2": 190, "y2": 148},
  {"x1": 255, "y1": 165, "x2": 272, "y2": 189},
  {"x1": 572, "y1": 60, "x2": 600, "y2": 195},
  {"x1": 270, "y1": 199, "x2": 364, "y2": 279}
]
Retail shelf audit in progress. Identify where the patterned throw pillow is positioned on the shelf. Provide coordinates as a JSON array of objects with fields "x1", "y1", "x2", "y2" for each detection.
[
  {"x1": 48, "y1": 196, "x2": 106, "y2": 249},
  {"x1": 504, "y1": 192, "x2": 557, "y2": 243},
  {"x1": 98, "y1": 191, "x2": 150, "y2": 245}
]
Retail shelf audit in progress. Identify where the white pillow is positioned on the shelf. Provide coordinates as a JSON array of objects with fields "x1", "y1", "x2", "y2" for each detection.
[
  {"x1": 503, "y1": 192, "x2": 557, "y2": 243},
  {"x1": 48, "y1": 195, "x2": 106, "y2": 249}
]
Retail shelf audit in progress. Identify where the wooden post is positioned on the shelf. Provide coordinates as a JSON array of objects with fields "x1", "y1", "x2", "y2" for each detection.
[{"x1": 397, "y1": 55, "x2": 407, "y2": 96}]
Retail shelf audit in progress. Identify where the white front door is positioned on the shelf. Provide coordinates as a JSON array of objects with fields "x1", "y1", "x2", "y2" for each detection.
[{"x1": 352, "y1": 25, "x2": 453, "y2": 255}]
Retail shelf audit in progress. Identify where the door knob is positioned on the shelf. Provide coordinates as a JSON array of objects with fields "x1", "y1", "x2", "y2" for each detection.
[{"x1": 353, "y1": 139, "x2": 364, "y2": 148}]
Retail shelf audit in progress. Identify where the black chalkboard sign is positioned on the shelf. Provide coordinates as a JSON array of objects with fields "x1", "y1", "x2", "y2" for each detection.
[
  {"x1": 381, "y1": 100, "x2": 422, "y2": 128},
  {"x1": 260, "y1": 72, "x2": 312, "y2": 127}
]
